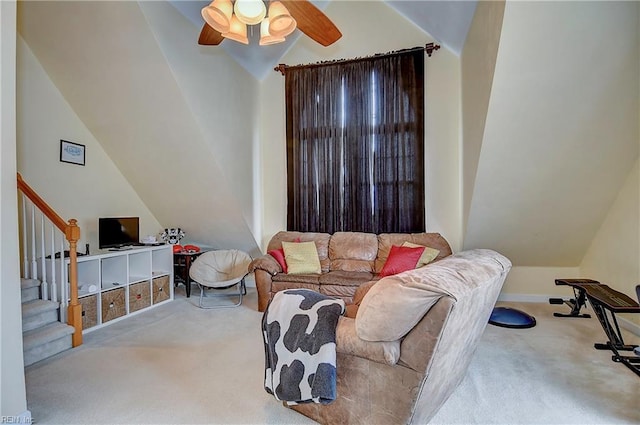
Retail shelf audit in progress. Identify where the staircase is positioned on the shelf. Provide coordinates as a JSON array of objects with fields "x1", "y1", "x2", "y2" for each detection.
[{"x1": 21, "y1": 278, "x2": 74, "y2": 367}]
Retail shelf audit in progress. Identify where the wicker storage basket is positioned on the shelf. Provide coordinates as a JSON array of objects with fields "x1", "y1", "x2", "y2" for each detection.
[
  {"x1": 129, "y1": 281, "x2": 151, "y2": 313},
  {"x1": 101, "y1": 287, "x2": 126, "y2": 323},
  {"x1": 152, "y1": 275, "x2": 170, "y2": 304},
  {"x1": 79, "y1": 294, "x2": 98, "y2": 329}
]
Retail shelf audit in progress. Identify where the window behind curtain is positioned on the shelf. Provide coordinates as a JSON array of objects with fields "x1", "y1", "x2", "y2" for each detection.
[{"x1": 285, "y1": 48, "x2": 425, "y2": 234}]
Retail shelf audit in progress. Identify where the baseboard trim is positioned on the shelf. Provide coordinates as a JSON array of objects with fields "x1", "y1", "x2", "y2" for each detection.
[
  {"x1": 497, "y1": 293, "x2": 640, "y2": 337},
  {"x1": 497, "y1": 293, "x2": 552, "y2": 303},
  {"x1": 6, "y1": 410, "x2": 32, "y2": 424},
  {"x1": 619, "y1": 317, "x2": 640, "y2": 337}
]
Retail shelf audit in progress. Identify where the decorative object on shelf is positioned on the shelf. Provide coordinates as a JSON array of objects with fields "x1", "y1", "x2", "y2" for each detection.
[
  {"x1": 141, "y1": 235, "x2": 157, "y2": 244},
  {"x1": 160, "y1": 228, "x2": 185, "y2": 245},
  {"x1": 60, "y1": 139, "x2": 86, "y2": 166}
]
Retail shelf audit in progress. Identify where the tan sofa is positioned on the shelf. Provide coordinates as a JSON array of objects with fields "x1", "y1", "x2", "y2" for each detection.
[
  {"x1": 289, "y1": 248, "x2": 512, "y2": 424},
  {"x1": 249, "y1": 231, "x2": 453, "y2": 312}
]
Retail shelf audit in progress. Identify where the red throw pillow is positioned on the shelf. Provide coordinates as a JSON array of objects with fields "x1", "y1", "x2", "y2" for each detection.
[
  {"x1": 379, "y1": 245, "x2": 425, "y2": 277},
  {"x1": 268, "y1": 248, "x2": 288, "y2": 273}
]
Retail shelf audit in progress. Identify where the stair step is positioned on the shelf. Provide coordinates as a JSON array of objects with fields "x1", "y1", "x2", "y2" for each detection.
[
  {"x1": 21, "y1": 278, "x2": 41, "y2": 290},
  {"x1": 23, "y1": 322, "x2": 74, "y2": 350},
  {"x1": 22, "y1": 299, "x2": 60, "y2": 332},
  {"x1": 21, "y1": 279, "x2": 41, "y2": 303},
  {"x1": 23, "y1": 322, "x2": 74, "y2": 366}
]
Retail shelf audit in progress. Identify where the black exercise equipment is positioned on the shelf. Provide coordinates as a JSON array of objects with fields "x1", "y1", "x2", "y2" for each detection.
[
  {"x1": 554, "y1": 278, "x2": 640, "y2": 377},
  {"x1": 549, "y1": 278, "x2": 597, "y2": 318}
]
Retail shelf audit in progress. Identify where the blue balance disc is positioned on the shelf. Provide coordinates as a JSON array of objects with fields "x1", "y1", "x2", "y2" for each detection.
[{"x1": 489, "y1": 307, "x2": 536, "y2": 329}]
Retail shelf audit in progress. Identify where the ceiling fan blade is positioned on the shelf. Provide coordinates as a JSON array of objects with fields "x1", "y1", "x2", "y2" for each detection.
[
  {"x1": 198, "y1": 23, "x2": 225, "y2": 46},
  {"x1": 281, "y1": 0, "x2": 342, "y2": 47}
]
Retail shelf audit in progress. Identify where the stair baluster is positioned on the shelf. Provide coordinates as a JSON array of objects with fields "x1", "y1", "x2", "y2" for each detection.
[{"x1": 17, "y1": 173, "x2": 82, "y2": 348}]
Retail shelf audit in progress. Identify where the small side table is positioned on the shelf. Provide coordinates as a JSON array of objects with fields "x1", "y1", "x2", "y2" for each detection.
[{"x1": 174, "y1": 250, "x2": 206, "y2": 298}]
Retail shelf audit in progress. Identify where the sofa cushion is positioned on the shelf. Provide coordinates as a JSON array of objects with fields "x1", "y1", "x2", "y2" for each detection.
[
  {"x1": 357, "y1": 250, "x2": 511, "y2": 342},
  {"x1": 271, "y1": 281, "x2": 320, "y2": 294},
  {"x1": 272, "y1": 272, "x2": 320, "y2": 285},
  {"x1": 267, "y1": 231, "x2": 331, "y2": 272},
  {"x1": 282, "y1": 241, "x2": 321, "y2": 274},
  {"x1": 336, "y1": 317, "x2": 400, "y2": 365},
  {"x1": 355, "y1": 272, "x2": 445, "y2": 342},
  {"x1": 329, "y1": 232, "x2": 378, "y2": 272},
  {"x1": 344, "y1": 280, "x2": 378, "y2": 318},
  {"x1": 375, "y1": 233, "x2": 453, "y2": 273},
  {"x1": 379, "y1": 245, "x2": 425, "y2": 277},
  {"x1": 318, "y1": 270, "x2": 376, "y2": 286}
]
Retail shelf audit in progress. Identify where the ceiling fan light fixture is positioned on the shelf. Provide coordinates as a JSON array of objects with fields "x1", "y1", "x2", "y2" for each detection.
[
  {"x1": 267, "y1": 1, "x2": 296, "y2": 38},
  {"x1": 234, "y1": 0, "x2": 267, "y2": 25},
  {"x1": 222, "y1": 14, "x2": 249, "y2": 44},
  {"x1": 201, "y1": 0, "x2": 233, "y2": 33},
  {"x1": 259, "y1": 18, "x2": 286, "y2": 46}
]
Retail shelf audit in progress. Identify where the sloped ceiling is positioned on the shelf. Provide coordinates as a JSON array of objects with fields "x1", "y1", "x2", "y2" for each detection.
[
  {"x1": 170, "y1": 0, "x2": 477, "y2": 79},
  {"x1": 463, "y1": 1, "x2": 639, "y2": 266},
  {"x1": 16, "y1": 0, "x2": 639, "y2": 268},
  {"x1": 18, "y1": 0, "x2": 262, "y2": 256}
]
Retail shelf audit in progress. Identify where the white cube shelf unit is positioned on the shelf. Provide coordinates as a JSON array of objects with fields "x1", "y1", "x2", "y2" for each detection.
[{"x1": 64, "y1": 245, "x2": 173, "y2": 333}]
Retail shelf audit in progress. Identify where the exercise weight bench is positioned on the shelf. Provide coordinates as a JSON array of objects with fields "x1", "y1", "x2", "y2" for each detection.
[
  {"x1": 549, "y1": 278, "x2": 598, "y2": 318},
  {"x1": 554, "y1": 279, "x2": 640, "y2": 377}
]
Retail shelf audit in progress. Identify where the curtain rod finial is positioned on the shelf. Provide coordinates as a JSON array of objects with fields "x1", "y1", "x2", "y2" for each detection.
[
  {"x1": 425, "y1": 43, "x2": 440, "y2": 57},
  {"x1": 275, "y1": 64, "x2": 287, "y2": 75}
]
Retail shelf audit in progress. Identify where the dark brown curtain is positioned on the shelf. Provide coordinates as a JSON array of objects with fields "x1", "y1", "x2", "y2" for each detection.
[{"x1": 285, "y1": 48, "x2": 424, "y2": 234}]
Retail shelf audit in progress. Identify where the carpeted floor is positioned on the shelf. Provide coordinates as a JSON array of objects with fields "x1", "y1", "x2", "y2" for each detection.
[{"x1": 25, "y1": 285, "x2": 640, "y2": 424}]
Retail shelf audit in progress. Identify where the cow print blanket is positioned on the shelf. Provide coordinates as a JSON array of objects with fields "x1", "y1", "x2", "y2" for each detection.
[{"x1": 262, "y1": 289, "x2": 345, "y2": 405}]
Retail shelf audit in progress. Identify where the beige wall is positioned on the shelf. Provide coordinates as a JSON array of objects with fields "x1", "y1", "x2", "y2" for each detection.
[
  {"x1": 137, "y1": 1, "x2": 260, "y2": 241},
  {"x1": 460, "y1": 0, "x2": 505, "y2": 238},
  {"x1": 16, "y1": 37, "x2": 162, "y2": 252},
  {"x1": 258, "y1": 0, "x2": 462, "y2": 252},
  {"x1": 1, "y1": 0, "x2": 29, "y2": 418},
  {"x1": 500, "y1": 266, "x2": 581, "y2": 301},
  {"x1": 469, "y1": 1, "x2": 639, "y2": 304},
  {"x1": 581, "y1": 160, "x2": 640, "y2": 327}
]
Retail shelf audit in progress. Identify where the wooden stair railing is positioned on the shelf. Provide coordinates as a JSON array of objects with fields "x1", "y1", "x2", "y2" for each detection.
[{"x1": 17, "y1": 173, "x2": 82, "y2": 347}]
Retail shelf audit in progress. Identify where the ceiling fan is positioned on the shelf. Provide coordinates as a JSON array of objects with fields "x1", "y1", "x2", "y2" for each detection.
[{"x1": 198, "y1": 0, "x2": 342, "y2": 46}]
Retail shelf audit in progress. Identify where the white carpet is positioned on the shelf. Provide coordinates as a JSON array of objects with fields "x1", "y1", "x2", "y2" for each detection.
[{"x1": 25, "y1": 287, "x2": 640, "y2": 424}]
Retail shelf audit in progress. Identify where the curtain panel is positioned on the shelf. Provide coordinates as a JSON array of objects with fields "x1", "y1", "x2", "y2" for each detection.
[{"x1": 285, "y1": 48, "x2": 425, "y2": 234}]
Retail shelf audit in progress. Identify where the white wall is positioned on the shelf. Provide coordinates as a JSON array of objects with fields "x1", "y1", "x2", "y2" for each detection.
[
  {"x1": 467, "y1": 1, "x2": 639, "y2": 300},
  {"x1": 18, "y1": 1, "x2": 261, "y2": 256},
  {"x1": 581, "y1": 159, "x2": 640, "y2": 327},
  {"x1": 137, "y1": 1, "x2": 260, "y2": 242},
  {"x1": 460, "y1": 0, "x2": 505, "y2": 237},
  {"x1": 16, "y1": 37, "x2": 163, "y2": 252},
  {"x1": 258, "y1": 0, "x2": 462, "y2": 252},
  {"x1": 0, "y1": 0, "x2": 29, "y2": 418}
]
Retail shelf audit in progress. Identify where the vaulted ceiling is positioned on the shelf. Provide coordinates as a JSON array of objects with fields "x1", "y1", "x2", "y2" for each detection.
[
  {"x1": 169, "y1": 1, "x2": 478, "y2": 79},
  {"x1": 15, "y1": 1, "x2": 640, "y2": 267}
]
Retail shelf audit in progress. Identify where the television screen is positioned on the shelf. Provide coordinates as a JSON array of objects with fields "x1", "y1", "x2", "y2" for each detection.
[{"x1": 98, "y1": 217, "x2": 140, "y2": 249}]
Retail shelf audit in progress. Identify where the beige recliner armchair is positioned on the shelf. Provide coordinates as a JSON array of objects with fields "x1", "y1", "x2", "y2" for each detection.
[{"x1": 289, "y1": 249, "x2": 512, "y2": 424}]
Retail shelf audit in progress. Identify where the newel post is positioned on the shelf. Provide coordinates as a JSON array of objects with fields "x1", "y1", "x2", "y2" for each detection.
[{"x1": 65, "y1": 219, "x2": 83, "y2": 347}]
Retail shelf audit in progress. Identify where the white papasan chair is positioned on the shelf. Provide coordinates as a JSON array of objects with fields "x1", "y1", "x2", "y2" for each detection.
[{"x1": 189, "y1": 249, "x2": 252, "y2": 309}]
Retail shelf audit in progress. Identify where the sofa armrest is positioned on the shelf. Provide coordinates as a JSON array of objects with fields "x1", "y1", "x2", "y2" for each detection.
[
  {"x1": 336, "y1": 317, "x2": 400, "y2": 366},
  {"x1": 250, "y1": 255, "x2": 281, "y2": 312},
  {"x1": 248, "y1": 254, "x2": 281, "y2": 275}
]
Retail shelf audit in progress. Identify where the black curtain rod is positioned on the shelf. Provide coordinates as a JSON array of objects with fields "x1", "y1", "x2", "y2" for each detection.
[{"x1": 275, "y1": 42, "x2": 440, "y2": 75}]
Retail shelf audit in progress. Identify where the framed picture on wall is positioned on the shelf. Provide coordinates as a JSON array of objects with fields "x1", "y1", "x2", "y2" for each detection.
[{"x1": 60, "y1": 140, "x2": 85, "y2": 166}]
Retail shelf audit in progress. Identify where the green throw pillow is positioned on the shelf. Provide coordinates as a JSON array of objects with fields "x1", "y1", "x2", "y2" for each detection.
[
  {"x1": 402, "y1": 241, "x2": 439, "y2": 267},
  {"x1": 282, "y1": 241, "x2": 321, "y2": 274}
]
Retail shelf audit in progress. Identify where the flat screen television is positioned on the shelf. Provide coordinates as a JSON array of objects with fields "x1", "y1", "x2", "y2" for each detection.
[{"x1": 98, "y1": 217, "x2": 140, "y2": 249}]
